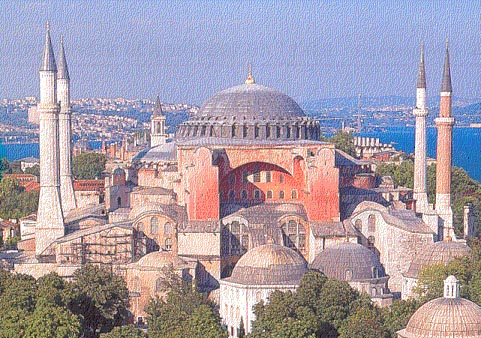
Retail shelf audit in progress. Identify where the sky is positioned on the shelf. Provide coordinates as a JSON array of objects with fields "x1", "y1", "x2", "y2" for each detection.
[{"x1": 0, "y1": 1, "x2": 480, "y2": 104}]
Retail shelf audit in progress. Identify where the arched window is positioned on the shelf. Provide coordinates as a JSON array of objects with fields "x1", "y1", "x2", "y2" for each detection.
[
  {"x1": 137, "y1": 222, "x2": 144, "y2": 233},
  {"x1": 165, "y1": 238, "x2": 172, "y2": 251},
  {"x1": 286, "y1": 126, "x2": 291, "y2": 138},
  {"x1": 266, "y1": 190, "x2": 273, "y2": 199},
  {"x1": 265, "y1": 171, "x2": 271, "y2": 182},
  {"x1": 232, "y1": 124, "x2": 236, "y2": 137},
  {"x1": 354, "y1": 219, "x2": 362, "y2": 231},
  {"x1": 241, "y1": 190, "x2": 248, "y2": 200},
  {"x1": 150, "y1": 217, "x2": 159, "y2": 234},
  {"x1": 279, "y1": 190, "x2": 285, "y2": 199},
  {"x1": 229, "y1": 174, "x2": 236, "y2": 186},
  {"x1": 266, "y1": 125, "x2": 271, "y2": 138},
  {"x1": 253, "y1": 190, "x2": 261, "y2": 200},
  {"x1": 229, "y1": 221, "x2": 248, "y2": 255},
  {"x1": 229, "y1": 190, "x2": 235, "y2": 201},
  {"x1": 368, "y1": 235, "x2": 375, "y2": 250},
  {"x1": 164, "y1": 222, "x2": 173, "y2": 235},
  {"x1": 133, "y1": 276, "x2": 140, "y2": 293},
  {"x1": 291, "y1": 189, "x2": 298, "y2": 199},
  {"x1": 254, "y1": 124, "x2": 259, "y2": 138},
  {"x1": 372, "y1": 266, "x2": 378, "y2": 278},
  {"x1": 253, "y1": 171, "x2": 261, "y2": 182},
  {"x1": 345, "y1": 269, "x2": 353, "y2": 281},
  {"x1": 276, "y1": 126, "x2": 281, "y2": 138},
  {"x1": 279, "y1": 174, "x2": 284, "y2": 183},
  {"x1": 368, "y1": 214, "x2": 376, "y2": 232},
  {"x1": 117, "y1": 196, "x2": 121, "y2": 208},
  {"x1": 242, "y1": 170, "x2": 249, "y2": 183},
  {"x1": 281, "y1": 220, "x2": 306, "y2": 254}
]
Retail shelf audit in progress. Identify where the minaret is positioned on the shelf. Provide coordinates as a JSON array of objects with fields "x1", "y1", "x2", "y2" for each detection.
[
  {"x1": 150, "y1": 96, "x2": 167, "y2": 147},
  {"x1": 413, "y1": 43, "x2": 429, "y2": 213},
  {"x1": 36, "y1": 23, "x2": 64, "y2": 255},
  {"x1": 435, "y1": 40, "x2": 455, "y2": 240},
  {"x1": 57, "y1": 35, "x2": 77, "y2": 213}
]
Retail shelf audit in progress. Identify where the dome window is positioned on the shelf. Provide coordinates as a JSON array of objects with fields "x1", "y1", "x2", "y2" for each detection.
[
  {"x1": 241, "y1": 190, "x2": 248, "y2": 200},
  {"x1": 265, "y1": 171, "x2": 271, "y2": 182},
  {"x1": 150, "y1": 217, "x2": 159, "y2": 234},
  {"x1": 164, "y1": 238, "x2": 172, "y2": 251},
  {"x1": 164, "y1": 222, "x2": 173, "y2": 235},
  {"x1": 266, "y1": 190, "x2": 273, "y2": 199},
  {"x1": 279, "y1": 190, "x2": 285, "y2": 199}
]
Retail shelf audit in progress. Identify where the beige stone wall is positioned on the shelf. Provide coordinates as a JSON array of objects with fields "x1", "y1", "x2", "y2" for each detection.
[
  {"x1": 75, "y1": 191, "x2": 101, "y2": 208},
  {"x1": 351, "y1": 210, "x2": 434, "y2": 293},
  {"x1": 178, "y1": 233, "x2": 220, "y2": 256}
]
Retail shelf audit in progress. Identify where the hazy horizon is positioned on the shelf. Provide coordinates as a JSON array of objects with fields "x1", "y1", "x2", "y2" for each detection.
[{"x1": 1, "y1": 1, "x2": 480, "y2": 105}]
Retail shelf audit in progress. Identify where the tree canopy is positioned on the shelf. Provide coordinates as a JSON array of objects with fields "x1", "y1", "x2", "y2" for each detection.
[
  {"x1": 327, "y1": 131, "x2": 356, "y2": 157},
  {"x1": 0, "y1": 176, "x2": 39, "y2": 220},
  {"x1": 146, "y1": 266, "x2": 227, "y2": 338},
  {"x1": 73, "y1": 152, "x2": 107, "y2": 180}
]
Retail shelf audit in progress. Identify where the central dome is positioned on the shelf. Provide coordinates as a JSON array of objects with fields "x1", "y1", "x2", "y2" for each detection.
[
  {"x1": 176, "y1": 77, "x2": 320, "y2": 142},
  {"x1": 198, "y1": 83, "x2": 305, "y2": 120}
]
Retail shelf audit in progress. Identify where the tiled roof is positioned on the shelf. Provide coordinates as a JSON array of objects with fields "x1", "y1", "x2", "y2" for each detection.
[{"x1": 404, "y1": 240, "x2": 471, "y2": 278}]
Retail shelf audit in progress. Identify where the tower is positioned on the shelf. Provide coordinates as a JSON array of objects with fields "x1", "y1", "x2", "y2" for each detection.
[
  {"x1": 435, "y1": 40, "x2": 455, "y2": 240},
  {"x1": 150, "y1": 96, "x2": 167, "y2": 147},
  {"x1": 36, "y1": 23, "x2": 64, "y2": 255},
  {"x1": 57, "y1": 35, "x2": 77, "y2": 213},
  {"x1": 413, "y1": 43, "x2": 429, "y2": 213}
]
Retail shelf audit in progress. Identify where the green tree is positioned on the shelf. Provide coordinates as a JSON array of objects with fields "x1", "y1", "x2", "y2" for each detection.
[
  {"x1": 328, "y1": 130, "x2": 356, "y2": 157},
  {"x1": 24, "y1": 303, "x2": 81, "y2": 338},
  {"x1": 24, "y1": 164, "x2": 39, "y2": 176},
  {"x1": 146, "y1": 266, "x2": 226, "y2": 338},
  {"x1": 381, "y1": 299, "x2": 419, "y2": 338},
  {"x1": 0, "y1": 158, "x2": 11, "y2": 179},
  {"x1": 0, "y1": 177, "x2": 39, "y2": 219},
  {"x1": 338, "y1": 305, "x2": 390, "y2": 338},
  {"x1": 71, "y1": 264, "x2": 130, "y2": 337},
  {"x1": 99, "y1": 325, "x2": 147, "y2": 338},
  {"x1": 73, "y1": 152, "x2": 107, "y2": 179}
]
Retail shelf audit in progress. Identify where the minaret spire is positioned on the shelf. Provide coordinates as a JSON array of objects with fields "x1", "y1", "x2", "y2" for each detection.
[
  {"x1": 441, "y1": 39, "x2": 452, "y2": 93},
  {"x1": 37, "y1": 22, "x2": 64, "y2": 255},
  {"x1": 57, "y1": 35, "x2": 70, "y2": 80},
  {"x1": 413, "y1": 42, "x2": 430, "y2": 215},
  {"x1": 150, "y1": 96, "x2": 167, "y2": 147},
  {"x1": 435, "y1": 38, "x2": 455, "y2": 240},
  {"x1": 57, "y1": 35, "x2": 77, "y2": 213},
  {"x1": 416, "y1": 42, "x2": 426, "y2": 89},
  {"x1": 41, "y1": 21, "x2": 57, "y2": 72}
]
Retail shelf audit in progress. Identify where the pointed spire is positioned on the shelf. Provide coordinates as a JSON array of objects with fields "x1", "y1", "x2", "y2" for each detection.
[
  {"x1": 441, "y1": 39, "x2": 452, "y2": 92},
  {"x1": 417, "y1": 42, "x2": 426, "y2": 89},
  {"x1": 57, "y1": 35, "x2": 70, "y2": 80},
  {"x1": 245, "y1": 63, "x2": 255, "y2": 85},
  {"x1": 154, "y1": 96, "x2": 163, "y2": 116},
  {"x1": 41, "y1": 21, "x2": 57, "y2": 72}
]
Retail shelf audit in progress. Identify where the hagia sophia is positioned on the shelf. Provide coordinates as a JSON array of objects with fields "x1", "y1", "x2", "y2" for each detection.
[{"x1": 3, "y1": 24, "x2": 481, "y2": 337}]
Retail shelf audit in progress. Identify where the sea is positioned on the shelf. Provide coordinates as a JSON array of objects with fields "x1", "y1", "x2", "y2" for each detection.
[{"x1": 1, "y1": 127, "x2": 481, "y2": 182}]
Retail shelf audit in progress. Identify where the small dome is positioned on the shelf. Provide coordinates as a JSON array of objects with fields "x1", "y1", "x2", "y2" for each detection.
[
  {"x1": 136, "y1": 251, "x2": 186, "y2": 269},
  {"x1": 228, "y1": 244, "x2": 307, "y2": 285},
  {"x1": 310, "y1": 242, "x2": 385, "y2": 281},
  {"x1": 404, "y1": 240, "x2": 471, "y2": 279},
  {"x1": 399, "y1": 298, "x2": 481, "y2": 337}
]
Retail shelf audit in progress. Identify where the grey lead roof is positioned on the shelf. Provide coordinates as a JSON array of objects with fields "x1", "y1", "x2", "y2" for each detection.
[
  {"x1": 198, "y1": 83, "x2": 305, "y2": 120},
  {"x1": 154, "y1": 95, "x2": 163, "y2": 116},
  {"x1": 57, "y1": 36, "x2": 70, "y2": 80},
  {"x1": 41, "y1": 24, "x2": 57, "y2": 72},
  {"x1": 441, "y1": 41, "x2": 452, "y2": 92},
  {"x1": 416, "y1": 43, "x2": 426, "y2": 89}
]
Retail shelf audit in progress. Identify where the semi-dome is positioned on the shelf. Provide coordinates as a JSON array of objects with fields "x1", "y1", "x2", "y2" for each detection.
[
  {"x1": 310, "y1": 242, "x2": 385, "y2": 281},
  {"x1": 136, "y1": 250, "x2": 187, "y2": 269},
  {"x1": 398, "y1": 276, "x2": 481, "y2": 338},
  {"x1": 228, "y1": 244, "x2": 307, "y2": 285},
  {"x1": 404, "y1": 239, "x2": 471, "y2": 279},
  {"x1": 176, "y1": 72, "x2": 320, "y2": 142}
]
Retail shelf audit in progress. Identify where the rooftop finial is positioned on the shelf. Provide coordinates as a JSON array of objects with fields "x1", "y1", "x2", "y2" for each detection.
[
  {"x1": 441, "y1": 38, "x2": 452, "y2": 92},
  {"x1": 46, "y1": 21, "x2": 50, "y2": 31},
  {"x1": 245, "y1": 63, "x2": 255, "y2": 85},
  {"x1": 417, "y1": 41, "x2": 426, "y2": 89}
]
